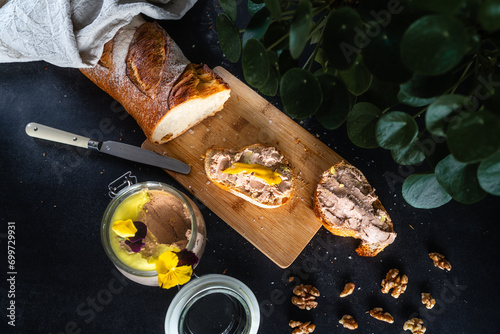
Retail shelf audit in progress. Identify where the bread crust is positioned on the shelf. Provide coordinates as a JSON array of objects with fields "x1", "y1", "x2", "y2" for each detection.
[
  {"x1": 80, "y1": 18, "x2": 230, "y2": 144},
  {"x1": 313, "y1": 161, "x2": 395, "y2": 257},
  {"x1": 205, "y1": 144, "x2": 294, "y2": 209}
]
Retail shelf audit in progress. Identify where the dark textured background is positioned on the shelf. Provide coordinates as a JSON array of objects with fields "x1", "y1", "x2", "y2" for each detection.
[{"x1": 1, "y1": 1, "x2": 499, "y2": 333}]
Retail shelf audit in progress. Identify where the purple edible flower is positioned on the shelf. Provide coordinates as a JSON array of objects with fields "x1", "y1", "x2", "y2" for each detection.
[
  {"x1": 175, "y1": 248, "x2": 199, "y2": 267},
  {"x1": 125, "y1": 221, "x2": 147, "y2": 253}
]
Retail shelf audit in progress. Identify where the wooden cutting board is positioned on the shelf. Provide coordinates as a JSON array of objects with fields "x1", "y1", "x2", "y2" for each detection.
[{"x1": 142, "y1": 66, "x2": 344, "y2": 268}]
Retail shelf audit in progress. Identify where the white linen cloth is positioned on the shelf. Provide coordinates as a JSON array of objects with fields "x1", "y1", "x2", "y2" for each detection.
[{"x1": 0, "y1": 0, "x2": 197, "y2": 68}]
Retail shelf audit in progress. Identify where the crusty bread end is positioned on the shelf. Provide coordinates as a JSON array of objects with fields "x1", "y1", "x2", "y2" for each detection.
[{"x1": 80, "y1": 18, "x2": 230, "y2": 144}]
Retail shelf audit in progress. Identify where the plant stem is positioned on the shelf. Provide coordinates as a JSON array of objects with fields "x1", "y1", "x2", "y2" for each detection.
[
  {"x1": 412, "y1": 105, "x2": 430, "y2": 119},
  {"x1": 266, "y1": 32, "x2": 290, "y2": 51},
  {"x1": 412, "y1": 61, "x2": 476, "y2": 119},
  {"x1": 302, "y1": 13, "x2": 329, "y2": 70},
  {"x1": 450, "y1": 60, "x2": 474, "y2": 95}
]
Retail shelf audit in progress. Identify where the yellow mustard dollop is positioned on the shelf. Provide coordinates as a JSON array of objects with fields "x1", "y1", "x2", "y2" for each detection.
[{"x1": 222, "y1": 162, "x2": 282, "y2": 185}]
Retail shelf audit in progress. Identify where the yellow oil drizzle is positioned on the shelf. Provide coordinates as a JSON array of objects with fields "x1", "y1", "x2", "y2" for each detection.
[{"x1": 222, "y1": 163, "x2": 282, "y2": 185}]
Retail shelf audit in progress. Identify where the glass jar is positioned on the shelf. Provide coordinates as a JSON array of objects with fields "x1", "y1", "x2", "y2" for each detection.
[
  {"x1": 165, "y1": 274, "x2": 260, "y2": 334},
  {"x1": 101, "y1": 181, "x2": 206, "y2": 287}
]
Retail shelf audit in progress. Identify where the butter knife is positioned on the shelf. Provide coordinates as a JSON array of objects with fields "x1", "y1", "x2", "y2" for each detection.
[{"x1": 25, "y1": 122, "x2": 190, "y2": 174}]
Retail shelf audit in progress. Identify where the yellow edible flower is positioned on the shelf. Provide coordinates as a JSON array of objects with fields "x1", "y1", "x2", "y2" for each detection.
[
  {"x1": 155, "y1": 250, "x2": 193, "y2": 289},
  {"x1": 112, "y1": 219, "x2": 137, "y2": 238}
]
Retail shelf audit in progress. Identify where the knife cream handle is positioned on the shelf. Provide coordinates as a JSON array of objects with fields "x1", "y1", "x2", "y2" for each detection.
[{"x1": 25, "y1": 122, "x2": 91, "y2": 149}]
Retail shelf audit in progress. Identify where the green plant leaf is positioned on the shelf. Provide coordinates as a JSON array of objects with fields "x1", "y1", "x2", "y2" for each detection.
[
  {"x1": 314, "y1": 73, "x2": 351, "y2": 130},
  {"x1": 242, "y1": 39, "x2": 270, "y2": 88},
  {"x1": 411, "y1": 0, "x2": 466, "y2": 13},
  {"x1": 264, "y1": 0, "x2": 281, "y2": 19},
  {"x1": 289, "y1": 0, "x2": 312, "y2": 59},
  {"x1": 435, "y1": 154, "x2": 486, "y2": 204},
  {"x1": 280, "y1": 68, "x2": 322, "y2": 119},
  {"x1": 376, "y1": 111, "x2": 419, "y2": 150},
  {"x1": 347, "y1": 102, "x2": 381, "y2": 148},
  {"x1": 478, "y1": 0, "x2": 500, "y2": 32},
  {"x1": 465, "y1": 31, "x2": 481, "y2": 55},
  {"x1": 322, "y1": 8, "x2": 363, "y2": 70},
  {"x1": 216, "y1": 14, "x2": 242, "y2": 63},
  {"x1": 402, "y1": 173, "x2": 452, "y2": 209},
  {"x1": 263, "y1": 20, "x2": 290, "y2": 50},
  {"x1": 259, "y1": 53, "x2": 279, "y2": 96},
  {"x1": 242, "y1": 7, "x2": 271, "y2": 47},
  {"x1": 456, "y1": 0, "x2": 481, "y2": 24},
  {"x1": 219, "y1": 0, "x2": 238, "y2": 21},
  {"x1": 425, "y1": 94, "x2": 470, "y2": 137},
  {"x1": 267, "y1": 49, "x2": 279, "y2": 68},
  {"x1": 446, "y1": 110, "x2": 500, "y2": 163},
  {"x1": 397, "y1": 87, "x2": 436, "y2": 107},
  {"x1": 314, "y1": 47, "x2": 328, "y2": 70},
  {"x1": 478, "y1": 149, "x2": 500, "y2": 195},
  {"x1": 362, "y1": 19, "x2": 412, "y2": 83},
  {"x1": 400, "y1": 72, "x2": 455, "y2": 99},
  {"x1": 339, "y1": 54, "x2": 372, "y2": 96},
  {"x1": 401, "y1": 15, "x2": 467, "y2": 75},
  {"x1": 482, "y1": 73, "x2": 500, "y2": 116},
  {"x1": 391, "y1": 136, "x2": 426, "y2": 165},
  {"x1": 248, "y1": 0, "x2": 265, "y2": 16}
]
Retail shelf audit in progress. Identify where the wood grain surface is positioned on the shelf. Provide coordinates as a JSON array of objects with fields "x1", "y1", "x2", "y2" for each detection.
[{"x1": 142, "y1": 66, "x2": 345, "y2": 268}]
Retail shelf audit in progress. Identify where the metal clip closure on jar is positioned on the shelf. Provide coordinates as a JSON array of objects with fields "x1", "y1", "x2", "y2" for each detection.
[
  {"x1": 108, "y1": 171, "x2": 138, "y2": 198},
  {"x1": 165, "y1": 274, "x2": 260, "y2": 334}
]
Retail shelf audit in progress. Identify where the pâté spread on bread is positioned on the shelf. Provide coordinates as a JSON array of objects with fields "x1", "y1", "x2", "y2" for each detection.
[
  {"x1": 313, "y1": 162, "x2": 396, "y2": 256},
  {"x1": 205, "y1": 144, "x2": 294, "y2": 208},
  {"x1": 80, "y1": 16, "x2": 231, "y2": 144}
]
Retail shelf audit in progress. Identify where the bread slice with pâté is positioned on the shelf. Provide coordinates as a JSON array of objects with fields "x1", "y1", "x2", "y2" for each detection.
[
  {"x1": 204, "y1": 144, "x2": 294, "y2": 208},
  {"x1": 313, "y1": 161, "x2": 396, "y2": 257}
]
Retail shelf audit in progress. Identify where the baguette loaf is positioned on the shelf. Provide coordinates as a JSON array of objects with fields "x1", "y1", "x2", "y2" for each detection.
[
  {"x1": 313, "y1": 162, "x2": 396, "y2": 257},
  {"x1": 80, "y1": 16, "x2": 231, "y2": 144},
  {"x1": 205, "y1": 144, "x2": 294, "y2": 208}
]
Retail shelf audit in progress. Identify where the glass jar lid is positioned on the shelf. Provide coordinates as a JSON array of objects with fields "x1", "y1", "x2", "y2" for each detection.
[{"x1": 165, "y1": 274, "x2": 260, "y2": 334}]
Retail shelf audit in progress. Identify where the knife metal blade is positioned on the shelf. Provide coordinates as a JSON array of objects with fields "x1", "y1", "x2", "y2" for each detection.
[{"x1": 25, "y1": 122, "x2": 190, "y2": 174}]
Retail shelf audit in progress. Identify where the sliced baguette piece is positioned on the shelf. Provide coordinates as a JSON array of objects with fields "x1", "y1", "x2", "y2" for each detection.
[
  {"x1": 80, "y1": 16, "x2": 230, "y2": 144},
  {"x1": 205, "y1": 144, "x2": 294, "y2": 208},
  {"x1": 313, "y1": 161, "x2": 396, "y2": 257}
]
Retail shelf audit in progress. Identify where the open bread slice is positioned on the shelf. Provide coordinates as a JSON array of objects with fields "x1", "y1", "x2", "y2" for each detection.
[
  {"x1": 313, "y1": 162, "x2": 396, "y2": 257},
  {"x1": 205, "y1": 144, "x2": 294, "y2": 208}
]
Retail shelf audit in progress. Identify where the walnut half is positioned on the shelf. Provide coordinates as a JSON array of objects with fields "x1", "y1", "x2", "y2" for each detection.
[
  {"x1": 369, "y1": 307, "x2": 394, "y2": 323},
  {"x1": 340, "y1": 283, "x2": 355, "y2": 298},
  {"x1": 339, "y1": 314, "x2": 358, "y2": 330},
  {"x1": 421, "y1": 292, "x2": 436, "y2": 309},
  {"x1": 403, "y1": 318, "x2": 426, "y2": 334},
  {"x1": 429, "y1": 252, "x2": 452, "y2": 271},
  {"x1": 292, "y1": 284, "x2": 320, "y2": 310},
  {"x1": 381, "y1": 268, "x2": 408, "y2": 298},
  {"x1": 289, "y1": 320, "x2": 315, "y2": 333}
]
